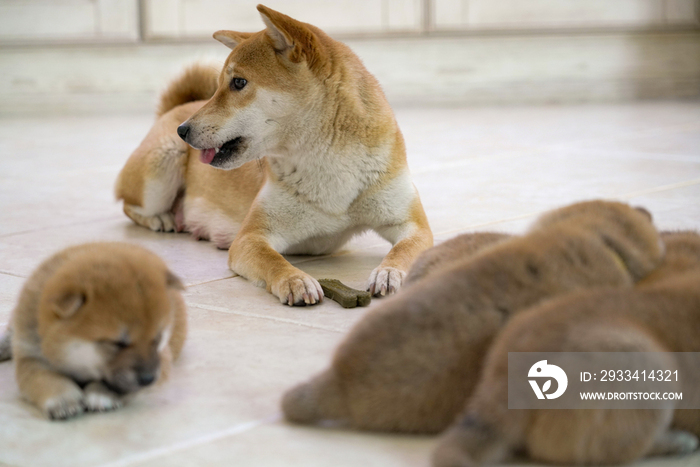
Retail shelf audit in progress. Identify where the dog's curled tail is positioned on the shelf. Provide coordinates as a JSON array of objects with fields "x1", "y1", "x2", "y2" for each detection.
[
  {"x1": 0, "y1": 326, "x2": 12, "y2": 361},
  {"x1": 156, "y1": 62, "x2": 220, "y2": 117},
  {"x1": 282, "y1": 369, "x2": 349, "y2": 425}
]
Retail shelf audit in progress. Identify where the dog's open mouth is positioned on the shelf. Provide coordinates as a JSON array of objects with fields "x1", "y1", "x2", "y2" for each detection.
[{"x1": 200, "y1": 137, "x2": 246, "y2": 167}]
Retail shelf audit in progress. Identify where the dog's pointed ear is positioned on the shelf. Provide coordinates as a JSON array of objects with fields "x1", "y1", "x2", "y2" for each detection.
[
  {"x1": 257, "y1": 5, "x2": 295, "y2": 52},
  {"x1": 52, "y1": 291, "x2": 85, "y2": 318},
  {"x1": 257, "y1": 4, "x2": 326, "y2": 72},
  {"x1": 166, "y1": 270, "x2": 185, "y2": 291},
  {"x1": 213, "y1": 30, "x2": 253, "y2": 50}
]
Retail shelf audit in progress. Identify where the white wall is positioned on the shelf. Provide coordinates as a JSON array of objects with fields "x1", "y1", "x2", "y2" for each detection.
[
  {"x1": 1, "y1": 0, "x2": 697, "y2": 44},
  {"x1": 0, "y1": 1, "x2": 698, "y2": 113}
]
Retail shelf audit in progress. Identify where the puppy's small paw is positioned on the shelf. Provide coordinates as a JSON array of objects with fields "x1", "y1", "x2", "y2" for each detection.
[
  {"x1": 272, "y1": 272, "x2": 324, "y2": 306},
  {"x1": 672, "y1": 431, "x2": 700, "y2": 454},
  {"x1": 367, "y1": 266, "x2": 406, "y2": 297},
  {"x1": 43, "y1": 387, "x2": 85, "y2": 421},
  {"x1": 83, "y1": 382, "x2": 124, "y2": 413}
]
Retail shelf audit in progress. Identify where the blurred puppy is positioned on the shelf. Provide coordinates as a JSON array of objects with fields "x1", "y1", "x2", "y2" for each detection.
[
  {"x1": 281, "y1": 201, "x2": 663, "y2": 433},
  {"x1": 0, "y1": 243, "x2": 187, "y2": 420},
  {"x1": 404, "y1": 232, "x2": 511, "y2": 286},
  {"x1": 434, "y1": 231, "x2": 700, "y2": 466}
]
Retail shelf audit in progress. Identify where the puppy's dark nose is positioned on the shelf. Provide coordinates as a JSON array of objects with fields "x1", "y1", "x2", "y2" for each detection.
[
  {"x1": 176, "y1": 123, "x2": 190, "y2": 142},
  {"x1": 137, "y1": 372, "x2": 156, "y2": 387}
]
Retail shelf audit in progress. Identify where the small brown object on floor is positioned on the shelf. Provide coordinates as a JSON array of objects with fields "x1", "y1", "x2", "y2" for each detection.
[
  {"x1": 318, "y1": 279, "x2": 371, "y2": 308},
  {"x1": 0, "y1": 242, "x2": 187, "y2": 420}
]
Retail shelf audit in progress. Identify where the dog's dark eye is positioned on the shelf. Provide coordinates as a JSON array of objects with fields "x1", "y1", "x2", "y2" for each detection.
[{"x1": 231, "y1": 78, "x2": 247, "y2": 91}]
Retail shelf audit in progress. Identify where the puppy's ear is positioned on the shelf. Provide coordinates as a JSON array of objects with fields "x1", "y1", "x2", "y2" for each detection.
[
  {"x1": 166, "y1": 270, "x2": 185, "y2": 291},
  {"x1": 52, "y1": 291, "x2": 85, "y2": 318},
  {"x1": 634, "y1": 206, "x2": 653, "y2": 222},
  {"x1": 257, "y1": 4, "x2": 327, "y2": 73},
  {"x1": 213, "y1": 30, "x2": 253, "y2": 50}
]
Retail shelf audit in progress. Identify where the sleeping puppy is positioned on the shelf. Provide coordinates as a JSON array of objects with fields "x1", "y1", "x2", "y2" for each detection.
[
  {"x1": 0, "y1": 243, "x2": 186, "y2": 420},
  {"x1": 403, "y1": 232, "x2": 511, "y2": 286},
  {"x1": 434, "y1": 231, "x2": 700, "y2": 466},
  {"x1": 281, "y1": 200, "x2": 663, "y2": 433}
]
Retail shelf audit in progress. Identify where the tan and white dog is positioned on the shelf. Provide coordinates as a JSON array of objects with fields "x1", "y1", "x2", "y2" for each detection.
[{"x1": 115, "y1": 5, "x2": 433, "y2": 306}]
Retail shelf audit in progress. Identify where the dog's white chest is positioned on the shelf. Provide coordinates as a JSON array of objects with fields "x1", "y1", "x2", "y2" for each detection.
[
  {"x1": 260, "y1": 163, "x2": 415, "y2": 255},
  {"x1": 268, "y1": 149, "x2": 385, "y2": 216}
]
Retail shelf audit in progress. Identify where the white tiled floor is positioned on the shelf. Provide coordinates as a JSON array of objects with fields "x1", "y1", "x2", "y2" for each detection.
[{"x1": 1, "y1": 102, "x2": 699, "y2": 467}]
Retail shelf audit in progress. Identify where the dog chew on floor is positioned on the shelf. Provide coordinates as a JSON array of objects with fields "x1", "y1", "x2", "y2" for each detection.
[
  {"x1": 114, "y1": 4, "x2": 433, "y2": 306},
  {"x1": 281, "y1": 200, "x2": 663, "y2": 433},
  {"x1": 433, "y1": 231, "x2": 700, "y2": 467},
  {"x1": 0, "y1": 243, "x2": 187, "y2": 420}
]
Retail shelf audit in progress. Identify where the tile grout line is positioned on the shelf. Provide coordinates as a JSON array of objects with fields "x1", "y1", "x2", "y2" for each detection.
[
  {"x1": 0, "y1": 214, "x2": 124, "y2": 239},
  {"x1": 431, "y1": 212, "x2": 542, "y2": 238},
  {"x1": 618, "y1": 177, "x2": 700, "y2": 200},
  {"x1": 0, "y1": 270, "x2": 26, "y2": 279},
  {"x1": 95, "y1": 415, "x2": 280, "y2": 467},
  {"x1": 185, "y1": 275, "x2": 236, "y2": 288},
  {"x1": 187, "y1": 303, "x2": 347, "y2": 334}
]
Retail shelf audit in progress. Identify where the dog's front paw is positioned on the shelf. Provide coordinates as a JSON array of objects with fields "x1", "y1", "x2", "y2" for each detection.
[
  {"x1": 43, "y1": 385, "x2": 85, "y2": 421},
  {"x1": 83, "y1": 382, "x2": 124, "y2": 413},
  {"x1": 272, "y1": 271, "x2": 324, "y2": 306},
  {"x1": 367, "y1": 266, "x2": 406, "y2": 297}
]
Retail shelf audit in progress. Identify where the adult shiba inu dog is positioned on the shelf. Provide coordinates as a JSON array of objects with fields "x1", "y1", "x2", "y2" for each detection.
[
  {"x1": 115, "y1": 5, "x2": 433, "y2": 306},
  {"x1": 0, "y1": 243, "x2": 187, "y2": 420}
]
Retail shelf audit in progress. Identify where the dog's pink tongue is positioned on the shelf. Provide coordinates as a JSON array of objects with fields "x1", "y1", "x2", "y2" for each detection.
[
  {"x1": 200, "y1": 148, "x2": 216, "y2": 164},
  {"x1": 199, "y1": 148, "x2": 216, "y2": 164}
]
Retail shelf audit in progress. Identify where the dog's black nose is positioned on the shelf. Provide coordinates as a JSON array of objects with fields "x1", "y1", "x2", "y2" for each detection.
[
  {"x1": 137, "y1": 372, "x2": 156, "y2": 387},
  {"x1": 177, "y1": 123, "x2": 190, "y2": 142}
]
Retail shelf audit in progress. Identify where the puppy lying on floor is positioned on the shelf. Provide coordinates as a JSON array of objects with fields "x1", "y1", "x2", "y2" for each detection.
[
  {"x1": 0, "y1": 243, "x2": 187, "y2": 420},
  {"x1": 403, "y1": 232, "x2": 511, "y2": 286},
  {"x1": 433, "y1": 231, "x2": 700, "y2": 466},
  {"x1": 281, "y1": 200, "x2": 663, "y2": 433}
]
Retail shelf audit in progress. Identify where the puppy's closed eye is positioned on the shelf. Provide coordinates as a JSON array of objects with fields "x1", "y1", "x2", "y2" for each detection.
[{"x1": 101, "y1": 339, "x2": 130, "y2": 351}]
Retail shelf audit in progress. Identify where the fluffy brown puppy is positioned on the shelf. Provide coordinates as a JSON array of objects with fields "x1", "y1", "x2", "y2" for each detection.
[
  {"x1": 281, "y1": 200, "x2": 663, "y2": 433},
  {"x1": 434, "y1": 231, "x2": 700, "y2": 466},
  {"x1": 0, "y1": 243, "x2": 187, "y2": 420},
  {"x1": 404, "y1": 232, "x2": 512, "y2": 286}
]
